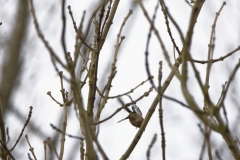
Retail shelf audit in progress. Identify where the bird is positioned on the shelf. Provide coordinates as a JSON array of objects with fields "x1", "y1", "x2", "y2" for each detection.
[{"x1": 117, "y1": 95, "x2": 144, "y2": 128}]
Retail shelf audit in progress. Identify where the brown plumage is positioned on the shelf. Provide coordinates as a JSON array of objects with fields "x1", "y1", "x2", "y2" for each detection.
[
  {"x1": 117, "y1": 112, "x2": 144, "y2": 128},
  {"x1": 117, "y1": 96, "x2": 144, "y2": 128},
  {"x1": 128, "y1": 112, "x2": 144, "y2": 128}
]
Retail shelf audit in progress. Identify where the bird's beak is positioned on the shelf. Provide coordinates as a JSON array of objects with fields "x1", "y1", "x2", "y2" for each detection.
[{"x1": 117, "y1": 116, "x2": 129, "y2": 123}]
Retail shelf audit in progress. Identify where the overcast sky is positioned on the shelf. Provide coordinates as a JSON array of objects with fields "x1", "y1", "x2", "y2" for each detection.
[{"x1": 1, "y1": 0, "x2": 240, "y2": 160}]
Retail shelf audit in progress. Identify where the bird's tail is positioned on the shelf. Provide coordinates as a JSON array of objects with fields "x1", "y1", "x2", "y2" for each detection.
[{"x1": 127, "y1": 95, "x2": 134, "y2": 102}]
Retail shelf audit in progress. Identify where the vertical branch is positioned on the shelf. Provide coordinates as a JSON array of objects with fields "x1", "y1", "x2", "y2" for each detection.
[
  {"x1": 180, "y1": 0, "x2": 205, "y2": 117},
  {"x1": 86, "y1": 1, "x2": 106, "y2": 117},
  {"x1": 43, "y1": 141, "x2": 47, "y2": 160},
  {"x1": 0, "y1": 99, "x2": 6, "y2": 146},
  {"x1": 203, "y1": 3, "x2": 226, "y2": 160},
  {"x1": 158, "y1": 61, "x2": 166, "y2": 160},
  {"x1": 59, "y1": 102, "x2": 67, "y2": 160},
  {"x1": 61, "y1": 0, "x2": 69, "y2": 66},
  {"x1": 80, "y1": 138, "x2": 85, "y2": 160},
  {"x1": 0, "y1": 0, "x2": 29, "y2": 118},
  {"x1": 203, "y1": 125, "x2": 213, "y2": 160},
  {"x1": 145, "y1": 1, "x2": 159, "y2": 91},
  {"x1": 70, "y1": 71, "x2": 97, "y2": 160},
  {"x1": 87, "y1": 0, "x2": 119, "y2": 116},
  {"x1": 198, "y1": 124, "x2": 206, "y2": 160},
  {"x1": 59, "y1": 72, "x2": 68, "y2": 160},
  {"x1": 204, "y1": 1, "x2": 226, "y2": 110},
  {"x1": 100, "y1": 0, "x2": 120, "y2": 48},
  {"x1": 100, "y1": 0, "x2": 113, "y2": 38},
  {"x1": 87, "y1": 5, "x2": 106, "y2": 117},
  {"x1": 73, "y1": 10, "x2": 86, "y2": 65}
]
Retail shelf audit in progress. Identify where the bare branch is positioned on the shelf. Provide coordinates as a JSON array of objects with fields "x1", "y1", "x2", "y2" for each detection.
[
  {"x1": 25, "y1": 135, "x2": 37, "y2": 160},
  {"x1": 137, "y1": 0, "x2": 172, "y2": 68},
  {"x1": 10, "y1": 106, "x2": 33, "y2": 152},
  {"x1": 28, "y1": 0, "x2": 67, "y2": 69},
  {"x1": 146, "y1": 134, "x2": 157, "y2": 160},
  {"x1": 189, "y1": 46, "x2": 240, "y2": 64}
]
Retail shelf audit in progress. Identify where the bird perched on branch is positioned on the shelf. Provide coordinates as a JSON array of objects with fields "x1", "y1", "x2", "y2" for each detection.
[{"x1": 117, "y1": 95, "x2": 144, "y2": 128}]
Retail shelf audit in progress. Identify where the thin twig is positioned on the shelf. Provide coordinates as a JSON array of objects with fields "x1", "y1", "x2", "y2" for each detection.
[
  {"x1": 185, "y1": 0, "x2": 193, "y2": 7},
  {"x1": 59, "y1": 77, "x2": 68, "y2": 160},
  {"x1": 98, "y1": 76, "x2": 153, "y2": 99},
  {"x1": 6, "y1": 127, "x2": 10, "y2": 144},
  {"x1": 144, "y1": 1, "x2": 159, "y2": 91},
  {"x1": 159, "y1": 0, "x2": 180, "y2": 54},
  {"x1": 43, "y1": 140, "x2": 47, "y2": 160},
  {"x1": 207, "y1": 1, "x2": 226, "y2": 64},
  {"x1": 146, "y1": 134, "x2": 157, "y2": 160},
  {"x1": 216, "y1": 82, "x2": 227, "y2": 108},
  {"x1": 189, "y1": 46, "x2": 240, "y2": 64},
  {"x1": 25, "y1": 135, "x2": 37, "y2": 160},
  {"x1": 222, "y1": 96, "x2": 228, "y2": 127},
  {"x1": 50, "y1": 124, "x2": 84, "y2": 140},
  {"x1": 216, "y1": 59, "x2": 240, "y2": 109},
  {"x1": 28, "y1": 0, "x2": 67, "y2": 69},
  {"x1": 78, "y1": 49, "x2": 91, "y2": 85},
  {"x1": 159, "y1": 0, "x2": 184, "y2": 43},
  {"x1": 61, "y1": 0, "x2": 69, "y2": 66},
  {"x1": 100, "y1": 0, "x2": 113, "y2": 38},
  {"x1": 215, "y1": 150, "x2": 223, "y2": 160},
  {"x1": 117, "y1": 97, "x2": 132, "y2": 113},
  {"x1": 137, "y1": 0, "x2": 172, "y2": 68},
  {"x1": 67, "y1": 5, "x2": 78, "y2": 33},
  {"x1": 97, "y1": 3, "x2": 105, "y2": 45},
  {"x1": 158, "y1": 61, "x2": 166, "y2": 160},
  {"x1": 10, "y1": 106, "x2": 33, "y2": 152},
  {"x1": 47, "y1": 92, "x2": 63, "y2": 106},
  {"x1": 45, "y1": 137, "x2": 59, "y2": 159},
  {"x1": 96, "y1": 71, "x2": 117, "y2": 109},
  {"x1": 92, "y1": 135, "x2": 108, "y2": 160},
  {"x1": 198, "y1": 134, "x2": 206, "y2": 160},
  {"x1": 204, "y1": 125, "x2": 213, "y2": 160}
]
